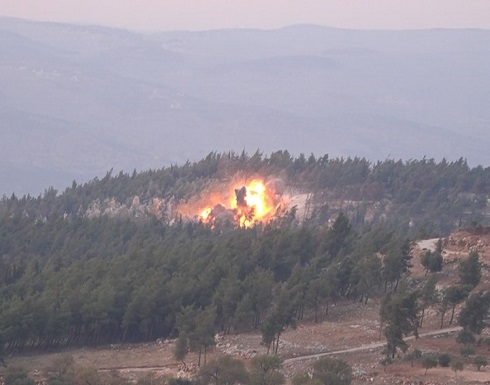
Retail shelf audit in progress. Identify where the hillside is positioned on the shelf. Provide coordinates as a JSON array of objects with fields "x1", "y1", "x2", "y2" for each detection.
[
  {"x1": 1, "y1": 18, "x2": 490, "y2": 195},
  {"x1": 0, "y1": 154, "x2": 489, "y2": 339},
  {"x1": 4, "y1": 229, "x2": 490, "y2": 385},
  {"x1": 2, "y1": 152, "x2": 490, "y2": 236}
]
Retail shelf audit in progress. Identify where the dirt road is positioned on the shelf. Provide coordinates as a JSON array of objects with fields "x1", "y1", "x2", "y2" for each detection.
[{"x1": 283, "y1": 326, "x2": 462, "y2": 364}]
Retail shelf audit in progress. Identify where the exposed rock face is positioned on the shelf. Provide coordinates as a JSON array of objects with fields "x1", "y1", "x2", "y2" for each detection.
[{"x1": 443, "y1": 229, "x2": 490, "y2": 283}]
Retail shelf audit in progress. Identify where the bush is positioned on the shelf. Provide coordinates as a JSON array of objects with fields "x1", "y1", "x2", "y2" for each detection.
[
  {"x1": 4, "y1": 366, "x2": 36, "y2": 385},
  {"x1": 451, "y1": 361, "x2": 464, "y2": 376},
  {"x1": 168, "y1": 379, "x2": 194, "y2": 385},
  {"x1": 405, "y1": 349, "x2": 422, "y2": 367},
  {"x1": 312, "y1": 357, "x2": 353, "y2": 385},
  {"x1": 456, "y1": 329, "x2": 476, "y2": 345},
  {"x1": 438, "y1": 353, "x2": 451, "y2": 367},
  {"x1": 197, "y1": 356, "x2": 249, "y2": 385},
  {"x1": 422, "y1": 356, "x2": 438, "y2": 374},
  {"x1": 473, "y1": 356, "x2": 487, "y2": 371},
  {"x1": 460, "y1": 346, "x2": 475, "y2": 357}
]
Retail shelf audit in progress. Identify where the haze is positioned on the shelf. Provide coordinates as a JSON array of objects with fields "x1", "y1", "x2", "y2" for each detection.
[
  {"x1": 1, "y1": 0, "x2": 490, "y2": 31},
  {"x1": 1, "y1": 2, "x2": 490, "y2": 196}
]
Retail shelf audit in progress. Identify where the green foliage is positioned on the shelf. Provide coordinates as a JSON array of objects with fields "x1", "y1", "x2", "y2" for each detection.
[
  {"x1": 0, "y1": 152, "x2": 489, "y2": 353},
  {"x1": 291, "y1": 372, "x2": 319, "y2": 385},
  {"x1": 4, "y1": 366, "x2": 36, "y2": 385},
  {"x1": 349, "y1": 253, "x2": 382, "y2": 304},
  {"x1": 420, "y1": 250, "x2": 443, "y2": 274},
  {"x1": 441, "y1": 285, "x2": 472, "y2": 327},
  {"x1": 404, "y1": 349, "x2": 422, "y2": 367},
  {"x1": 174, "y1": 332, "x2": 189, "y2": 362},
  {"x1": 437, "y1": 353, "x2": 451, "y2": 367},
  {"x1": 380, "y1": 287, "x2": 419, "y2": 358},
  {"x1": 260, "y1": 286, "x2": 297, "y2": 354},
  {"x1": 292, "y1": 357, "x2": 352, "y2": 385},
  {"x1": 322, "y1": 212, "x2": 352, "y2": 258},
  {"x1": 458, "y1": 291, "x2": 490, "y2": 335},
  {"x1": 418, "y1": 275, "x2": 439, "y2": 328},
  {"x1": 382, "y1": 237, "x2": 412, "y2": 292},
  {"x1": 422, "y1": 355, "x2": 438, "y2": 374},
  {"x1": 450, "y1": 360, "x2": 464, "y2": 376},
  {"x1": 72, "y1": 367, "x2": 101, "y2": 385},
  {"x1": 197, "y1": 356, "x2": 249, "y2": 385},
  {"x1": 46, "y1": 355, "x2": 76, "y2": 385},
  {"x1": 249, "y1": 355, "x2": 285, "y2": 385},
  {"x1": 459, "y1": 345, "x2": 475, "y2": 357},
  {"x1": 168, "y1": 378, "x2": 194, "y2": 385},
  {"x1": 473, "y1": 355, "x2": 487, "y2": 371},
  {"x1": 456, "y1": 328, "x2": 476, "y2": 346},
  {"x1": 458, "y1": 251, "x2": 482, "y2": 288},
  {"x1": 174, "y1": 305, "x2": 216, "y2": 366},
  {"x1": 311, "y1": 357, "x2": 353, "y2": 385},
  {"x1": 2, "y1": 154, "x2": 488, "y2": 234}
]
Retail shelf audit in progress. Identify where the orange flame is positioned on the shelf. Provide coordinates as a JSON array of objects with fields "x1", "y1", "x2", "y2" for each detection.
[
  {"x1": 200, "y1": 207, "x2": 213, "y2": 221},
  {"x1": 198, "y1": 179, "x2": 281, "y2": 228}
]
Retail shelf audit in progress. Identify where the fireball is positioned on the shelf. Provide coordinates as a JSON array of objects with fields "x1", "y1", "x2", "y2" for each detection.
[
  {"x1": 200, "y1": 207, "x2": 212, "y2": 221},
  {"x1": 197, "y1": 178, "x2": 282, "y2": 228}
]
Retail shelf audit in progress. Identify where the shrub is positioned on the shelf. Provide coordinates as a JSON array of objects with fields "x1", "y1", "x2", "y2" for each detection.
[
  {"x1": 4, "y1": 366, "x2": 36, "y2": 385},
  {"x1": 422, "y1": 356, "x2": 438, "y2": 374},
  {"x1": 312, "y1": 357, "x2": 353, "y2": 385},
  {"x1": 460, "y1": 345, "x2": 475, "y2": 357},
  {"x1": 451, "y1": 361, "x2": 464, "y2": 377},
  {"x1": 438, "y1": 353, "x2": 451, "y2": 367},
  {"x1": 168, "y1": 379, "x2": 194, "y2": 385},
  {"x1": 405, "y1": 349, "x2": 422, "y2": 367},
  {"x1": 456, "y1": 329, "x2": 476, "y2": 345},
  {"x1": 473, "y1": 356, "x2": 487, "y2": 371}
]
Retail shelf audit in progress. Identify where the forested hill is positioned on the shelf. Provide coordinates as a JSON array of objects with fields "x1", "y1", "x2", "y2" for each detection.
[
  {"x1": 2, "y1": 152, "x2": 489, "y2": 235},
  {"x1": 0, "y1": 152, "x2": 489, "y2": 353}
]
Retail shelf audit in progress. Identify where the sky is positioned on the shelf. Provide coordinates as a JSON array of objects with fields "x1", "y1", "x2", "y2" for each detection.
[{"x1": 1, "y1": 0, "x2": 490, "y2": 31}]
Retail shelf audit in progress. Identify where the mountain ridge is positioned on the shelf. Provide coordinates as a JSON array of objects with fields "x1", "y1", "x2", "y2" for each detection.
[{"x1": 1, "y1": 18, "x2": 490, "y2": 196}]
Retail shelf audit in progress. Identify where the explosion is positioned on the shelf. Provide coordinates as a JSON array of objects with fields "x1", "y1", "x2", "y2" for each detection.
[{"x1": 196, "y1": 178, "x2": 285, "y2": 228}]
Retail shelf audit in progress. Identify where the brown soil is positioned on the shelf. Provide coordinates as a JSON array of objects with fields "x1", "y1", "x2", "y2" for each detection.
[{"x1": 3, "y1": 229, "x2": 490, "y2": 385}]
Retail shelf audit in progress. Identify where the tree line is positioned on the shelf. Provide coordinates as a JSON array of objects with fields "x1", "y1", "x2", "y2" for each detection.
[
  {"x1": 0, "y1": 209, "x2": 418, "y2": 354},
  {"x1": 0, "y1": 151, "x2": 489, "y2": 359},
  {"x1": 2, "y1": 151, "x2": 489, "y2": 237},
  {"x1": 379, "y1": 249, "x2": 489, "y2": 361}
]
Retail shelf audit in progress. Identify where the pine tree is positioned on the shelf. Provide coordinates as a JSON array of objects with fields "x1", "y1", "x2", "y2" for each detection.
[
  {"x1": 380, "y1": 285, "x2": 419, "y2": 358},
  {"x1": 458, "y1": 251, "x2": 482, "y2": 288},
  {"x1": 419, "y1": 275, "x2": 439, "y2": 328},
  {"x1": 458, "y1": 291, "x2": 490, "y2": 335}
]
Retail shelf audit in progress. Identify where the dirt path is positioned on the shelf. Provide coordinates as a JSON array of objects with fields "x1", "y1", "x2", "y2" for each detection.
[
  {"x1": 98, "y1": 364, "x2": 179, "y2": 373},
  {"x1": 283, "y1": 326, "x2": 462, "y2": 364},
  {"x1": 416, "y1": 238, "x2": 439, "y2": 252}
]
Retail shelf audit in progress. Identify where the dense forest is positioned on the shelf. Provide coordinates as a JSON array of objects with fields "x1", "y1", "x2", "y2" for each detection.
[{"x1": 1, "y1": 151, "x2": 489, "y2": 355}]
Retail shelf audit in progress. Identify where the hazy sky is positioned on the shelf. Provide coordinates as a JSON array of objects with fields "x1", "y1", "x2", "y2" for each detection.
[{"x1": 1, "y1": 0, "x2": 490, "y2": 31}]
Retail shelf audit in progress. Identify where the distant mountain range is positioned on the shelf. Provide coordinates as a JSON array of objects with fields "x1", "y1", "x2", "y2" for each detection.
[{"x1": 1, "y1": 17, "x2": 489, "y2": 196}]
